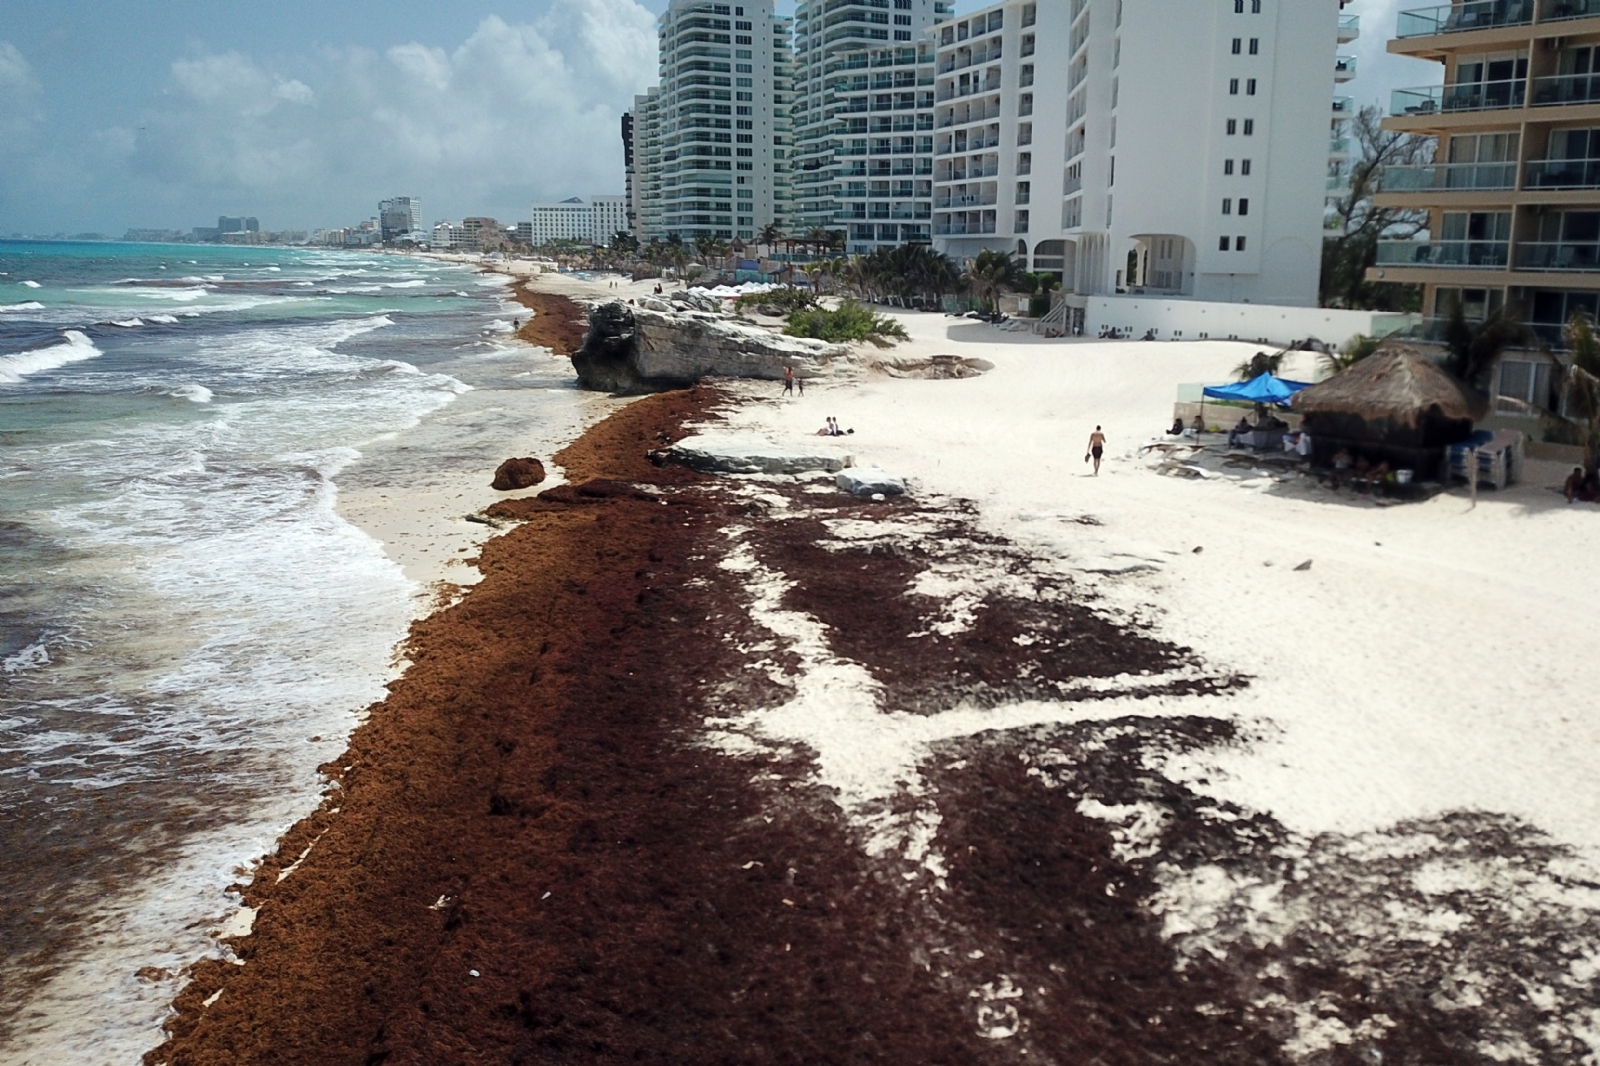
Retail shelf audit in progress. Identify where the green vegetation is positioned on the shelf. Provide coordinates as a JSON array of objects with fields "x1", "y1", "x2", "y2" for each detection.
[
  {"x1": 1319, "y1": 332, "x2": 1383, "y2": 377},
  {"x1": 784, "y1": 300, "x2": 909, "y2": 347},
  {"x1": 1562, "y1": 314, "x2": 1600, "y2": 474},
  {"x1": 733, "y1": 287, "x2": 817, "y2": 316}
]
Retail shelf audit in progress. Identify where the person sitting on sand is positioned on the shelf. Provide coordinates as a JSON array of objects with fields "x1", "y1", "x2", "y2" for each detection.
[
  {"x1": 1333, "y1": 447, "x2": 1353, "y2": 471},
  {"x1": 1296, "y1": 431, "x2": 1312, "y2": 459},
  {"x1": 1566, "y1": 466, "x2": 1586, "y2": 503},
  {"x1": 816, "y1": 416, "x2": 837, "y2": 436},
  {"x1": 1190, "y1": 414, "x2": 1205, "y2": 437},
  {"x1": 1170, "y1": 416, "x2": 1184, "y2": 436},
  {"x1": 1229, "y1": 417, "x2": 1252, "y2": 447}
]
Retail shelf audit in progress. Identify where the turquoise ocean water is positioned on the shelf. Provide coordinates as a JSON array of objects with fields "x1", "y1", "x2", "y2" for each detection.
[{"x1": 0, "y1": 241, "x2": 550, "y2": 1062}]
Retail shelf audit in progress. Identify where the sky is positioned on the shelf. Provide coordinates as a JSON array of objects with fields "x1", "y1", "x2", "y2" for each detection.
[{"x1": 0, "y1": 0, "x2": 1437, "y2": 236}]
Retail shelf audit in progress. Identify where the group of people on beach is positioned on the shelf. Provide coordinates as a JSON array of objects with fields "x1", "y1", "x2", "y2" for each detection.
[
  {"x1": 782, "y1": 365, "x2": 805, "y2": 396},
  {"x1": 1565, "y1": 466, "x2": 1600, "y2": 503}
]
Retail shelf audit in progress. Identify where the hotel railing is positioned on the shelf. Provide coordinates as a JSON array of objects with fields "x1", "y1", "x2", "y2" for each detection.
[
  {"x1": 1335, "y1": 56, "x2": 1358, "y2": 78},
  {"x1": 1333, "y1": 95, "x2": 1354, "y2": 114},
  {"x1": 1339, "y1": 13, "x2": 1361, "y2": 39},
  {"x1": 1515, "y1": 241, "x2": 1600, "y2": 270},
  {"x1": 1542, "y1": 0, "x2": 1600, "y2": 22},
  {"x1": 933, "y1": 221, "x2": 998, "y2": 236},
  {"x1": 1391, "y1": 79, "x2": 1525, "y2": 116},
  {"x1": 1381, "y1": 161, "x2": 1518, "y2": 191},
  {"x1": 1532, "y1": 72, "x2": 1600, "y2": 107},
  {"x1": 1524, "y1": 158, "x2": 1600, "y2": 188},
  {"x1": 1375, "y1": 239, "x2": 1510, "y2": 267},
  {"x1": 1395, "y1": 0, "x2": 1533, "y2": 37}
]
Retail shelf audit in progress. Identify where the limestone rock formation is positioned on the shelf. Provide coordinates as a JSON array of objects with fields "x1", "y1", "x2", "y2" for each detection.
[
  {"x1": 658, "y1": 433, "x2": 850, "y2": 475},
  {"x1": 837, "y1": 466, "x2": 906, "y2": 496},
  {"x1": 571, "y1": 301, "x2": 854, "y2": 394},
  {"x1": 878, "y1": 354, "x2": 995, "y2": 379},
  {"x1": 490, "y1": 457, "x2": 547, "y2": 491}
]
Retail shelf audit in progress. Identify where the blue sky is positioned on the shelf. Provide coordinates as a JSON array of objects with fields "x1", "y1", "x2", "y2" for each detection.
[{"x1": 0, "y1": 0, "x2": 1433, "y2": 235}]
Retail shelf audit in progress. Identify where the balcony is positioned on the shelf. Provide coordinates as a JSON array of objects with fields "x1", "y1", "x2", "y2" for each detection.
[
  {"x1": 1327, "y1": 173, "x2": 1352, "y2": 192},
  {"x1": 934, "y1": 193, "x2": 997, "y2": 209},
  {"x1": 1335, "y1": 56, "x2": 1357, "y2": 82},
  {"x1": 1330, "y1": 136, "x2": 1352, "y2": 155},
  {"x1": 1374, "y1": 238, "x2": 1509, "y2": 267},
  {"x1": 1339, "y1": 13, "x2": 1361, "y2": 41},
  {"x1": 1333, "y1": 95, "x2": 1354, "y2": 115},
  {"x1": 1524, "y1": 157, "x2": 1600, "y2": 188},
  {"x1": 934, "y1": 220, "x2": 998, "y2": 235},
  {"x1": 1390, "y1": 79, "x2": 1525, "y2": 116},
  {"x1": 1381, "y1": 161, "x2": 1518, "y2": 191},
  {"x1": 1541, "y1": 0, "x2": 1600, "y2": 22},
  {"x1": 1515, "y1": 241, "x2": 1600, "y2": 270},
  {"x1": 1395, "y1": 0, "x2": 1534, "y2": 38},
  {"x1": 1532, "y1": 72, "x2": 1600, "y2": 108}
]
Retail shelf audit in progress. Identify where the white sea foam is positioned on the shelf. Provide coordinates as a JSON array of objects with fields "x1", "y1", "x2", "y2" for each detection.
[
  {"x1": 0, "y1": 301, "x2": 45, "y2": 312},
  {"x1": 2, "y1": 640, "x2": 51, "y2": 675},
  {"x1": 110, "y1": 318, "x2": 144, "y2": 328},
  {"x1": 20, "y1": 280, "x2": 42, "y2": 288},
  {"x1": 170, "y1": 383, "x2": 213, "y2": 403},
  {"x1": 385, "y1": 279, "x2": 427, "y2": 288},
  {"x1": 147, "y1": 314, "x2": 180, "y2": 325},
  {"x1": 0, "y1": 331, "x2": 102, "y2": 384}
]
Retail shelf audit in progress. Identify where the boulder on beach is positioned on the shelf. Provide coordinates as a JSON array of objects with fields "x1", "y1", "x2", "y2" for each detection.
[
  {"x1": 837, "y1": 466, "x2": 906, "y2": 497},
  {"x1": 571, "y1": 301, "x2": 854, "y2": 394},
  {"x1": 490, "y1": 457, "x2": 547, "y2": 491},
  {"x1": 878, "y1": 354, "x2": 994, "y2": 380},
  {"x1": 659, "y1": 433, "x2": 850, "y2": 475}
]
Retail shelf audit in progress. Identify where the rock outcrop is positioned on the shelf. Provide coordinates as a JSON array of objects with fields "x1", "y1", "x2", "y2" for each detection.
[
  {"x1": 490, "y1": 457, "x2": 547, "y2": 491},
  {"x1": 571, "y1": 301, "x2": 854, "y2": 394},
  {"x1": 657, "y1": 433, "x2": 850, "y2": 475},
  {"x1": 837, "y1": 466, "x2": 906, "y2": 497},
  {"x1": 878, "y1": 354, "x2": 994, "y2": 379}
]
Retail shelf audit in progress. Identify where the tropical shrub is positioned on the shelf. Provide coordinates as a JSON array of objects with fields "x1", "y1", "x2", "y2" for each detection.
[{"x1": 784, "y1": 300, "x2": 908, "y2": 347}]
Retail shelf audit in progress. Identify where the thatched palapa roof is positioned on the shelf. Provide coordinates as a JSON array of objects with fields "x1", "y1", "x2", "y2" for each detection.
[{"x1": 1293, "y1": 345, "x2": 1489, "y2": 425}]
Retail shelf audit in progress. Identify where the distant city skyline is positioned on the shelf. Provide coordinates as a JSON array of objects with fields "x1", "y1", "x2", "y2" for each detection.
[{"x1": 0, "y1": 0, "x2": 1431, "y2": 235}]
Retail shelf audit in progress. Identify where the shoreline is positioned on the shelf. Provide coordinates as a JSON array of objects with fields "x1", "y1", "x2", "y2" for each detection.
[{"x1": 149, "y1": 271, "x2": 1600, "y2": 1063}]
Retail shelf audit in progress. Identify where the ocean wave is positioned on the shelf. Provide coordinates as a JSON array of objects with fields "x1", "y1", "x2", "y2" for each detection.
[
  {"x1": 485, "y1": 319, "x2": 514, "y2": 333},
  {"x1": 110, "y1": 318, "x2": 144, "y2": 328},
  {"x1": 0, "y1": 331, "x2": 103, "y2": 384},
  {"x1": 169, "y1": 383, "x2": 213, "y2": 403},
  {"x1": 384, "y1": 280, "x2": 427, "y2": 289},
  {"x1": 20, "y1": 280, "x2": 42, "y2": 289},
  {"x1": 147, "y1": 314, "x2": 180, "y2": 325},
  {"x1": 2, "y1": 640, "x2": 51, "y2": 675},
  {"x1": 1, "y1": 301, "x2": 45, "y2": 312}
]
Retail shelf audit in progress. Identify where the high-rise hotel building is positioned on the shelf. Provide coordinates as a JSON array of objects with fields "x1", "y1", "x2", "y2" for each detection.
[
  {"x1": 1371, "y1": 1, "x2": 1600, "y2": 357},
  {"x1": 930, "y1": 0, "x2": 1346, "y2": 312},
  {"x1": 629, "y1": 0, "x2": 795, "y2": 243},
  {"x1": 791, "y1": 0, "x2": 952, "y2": 253}
]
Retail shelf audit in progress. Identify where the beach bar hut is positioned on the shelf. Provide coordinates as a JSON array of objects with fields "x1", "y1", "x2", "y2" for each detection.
[{"x1": 1292, "y1": 346, "x2": 1488, "y2": 478}]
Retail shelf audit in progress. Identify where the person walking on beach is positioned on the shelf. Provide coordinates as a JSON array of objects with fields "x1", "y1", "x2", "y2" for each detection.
[
  {"x1": 1086, "y1": 425, "x2": 1106, "y2": 476},
  {"x1": 782, "y1": 365, "x2": 795, "y2": 397}
]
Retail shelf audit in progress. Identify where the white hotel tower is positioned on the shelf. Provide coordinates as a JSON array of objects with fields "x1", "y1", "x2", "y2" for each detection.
[
  {"x1": 931, "y1": 0, "x2": 1347, "y2": 314},
  {"x1": 632, "y1": 0, "x2": 795, "y2": 243}
]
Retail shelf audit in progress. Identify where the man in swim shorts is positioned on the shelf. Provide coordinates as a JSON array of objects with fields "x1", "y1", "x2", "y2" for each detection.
[{"x1": 1087, "y1": 425, "x2": 1106, "y2": 476}]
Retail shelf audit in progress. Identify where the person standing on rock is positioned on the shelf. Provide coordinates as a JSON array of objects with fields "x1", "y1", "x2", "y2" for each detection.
[
  {"x1": 1086, "y1": 426, "x2": 1107, "y2": 476},
  {"x1": 782, "y1": 365, "x2": 795, "y2": 397}
]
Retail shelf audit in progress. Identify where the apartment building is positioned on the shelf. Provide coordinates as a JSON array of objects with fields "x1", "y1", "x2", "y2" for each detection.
[
  {"x1": 1371, "y1": 0, "x2": 1600, "y2": 360},
  {"x1": 630, "y1": 0, "x2": 796, "y2": 244},
  {"x1": 529, "y1": 198, "x2": 592, "y2": 244},
  {"x1": 592, "y1": 195, "x2": 630, "y2": 245},
  {"x1": 931, "y1": 0, "x2": 1342, "y2": 317},
  {"x1": 378, "y1": 197, "x2": 422, "y2": 241},
  {"x1": 791, "y1": 0, "x2": 951, "y2": 253},
  {"x1": 631, "y1": 89, "x2": 666, "y2": 240},
  {"x1": 1328, "y1": 7, "x2": 1360, "y2": 213}
]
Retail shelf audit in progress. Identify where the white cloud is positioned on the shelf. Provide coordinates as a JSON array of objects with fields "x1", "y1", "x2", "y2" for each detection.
[
  {"x1": 0, "y1": 40, "x2": 42, "y2": 142},
  {"x1": 5, "y1": 0, "x2": 660, "y2": 231}
]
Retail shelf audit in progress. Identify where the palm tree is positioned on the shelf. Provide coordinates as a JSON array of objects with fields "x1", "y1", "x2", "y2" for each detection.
[
  {"x1": 1561, "y1": 314, "x2": 1600, "y2": 476},
  {"x1": 1233, "y1": 349, "x2": 1286, "y2": 381},
  {"x1": 965, "y1": 249, "x2": 1015, "y2": 311},
  {"x1": 805, "y1": 225, "x2": 832, "y2": 261},
  {"x1": 1319, "y1": 332, "x2": 1383, "y2": 378},
  {"x1": 758, "y1": 223, "x2": 784, "y2": 259},
  {"x1": 1441, "y1": 299, "x2": 1530, "y2": 392}
]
